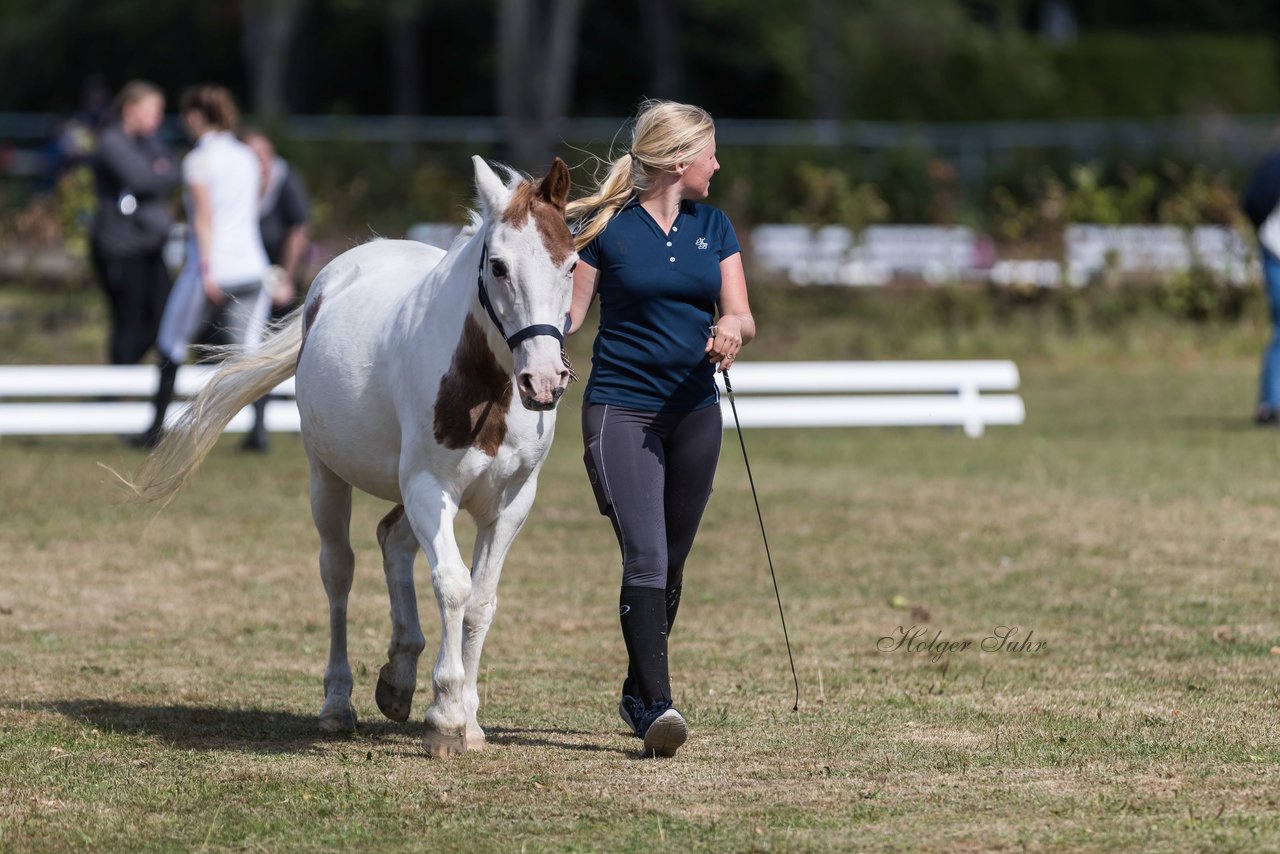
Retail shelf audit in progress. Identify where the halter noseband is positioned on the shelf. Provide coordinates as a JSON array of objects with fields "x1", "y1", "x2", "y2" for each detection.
[{"x1": 476, "y1": 243, "x2": 566, "y2": 350}]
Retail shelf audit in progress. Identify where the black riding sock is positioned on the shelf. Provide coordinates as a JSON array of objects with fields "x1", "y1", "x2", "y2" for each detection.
[
  {"x1": 619, "y1": 586, "x2": 670, "y2": 708},
  {"x1": 665, "y1": 583, "x2": 682, "y2": 634},
  {"x1": 622, "y1": 584, "x2": 681, "y2": 699}
]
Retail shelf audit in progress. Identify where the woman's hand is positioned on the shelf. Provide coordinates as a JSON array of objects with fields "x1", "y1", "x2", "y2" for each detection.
[
  {"x1": 202, "y1": 271, "x2": 224, "y2": 306},
  {"x1": 706, "y1": 314, "x2": 744, "y2": 372},
  {"x1": 272, "y1": 279, "x2": 297, "y2": 308}
]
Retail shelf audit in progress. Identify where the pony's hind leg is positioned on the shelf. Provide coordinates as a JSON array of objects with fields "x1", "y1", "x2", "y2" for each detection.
[
  {"x1": 462, "y1": 481, "x2": 539, "y2": 751},
  {"x1": 309, "y1": 455, "x2": 358, "y2": 733},
  {"x1": 374, "y1": 504, "x2": 425, "y2": 722}
]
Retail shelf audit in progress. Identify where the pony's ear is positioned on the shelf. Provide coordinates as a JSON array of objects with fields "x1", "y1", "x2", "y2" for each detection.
[
  {"x1": 536, "y1": 157, "x2": 571, "y2": 212},
  {"x1": 472, "y1": 156, "x2": 510, "y2": 216}
]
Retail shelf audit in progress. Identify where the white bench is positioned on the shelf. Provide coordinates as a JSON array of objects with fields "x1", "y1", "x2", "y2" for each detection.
[
  {"x1": 715, "y1": 360, "x2": 1024, "y2": 437},
  {"x1": 0, "y1": 365, "x2": 300, "y2": 436},
  {"x1": 0, "y1": 361, "x2": 1025, "y2": 439}
]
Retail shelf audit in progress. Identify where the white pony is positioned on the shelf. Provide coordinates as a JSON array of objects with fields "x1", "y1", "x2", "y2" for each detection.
[{"x1": 131, "y1": 156, "x2": 577, "y2": 757}]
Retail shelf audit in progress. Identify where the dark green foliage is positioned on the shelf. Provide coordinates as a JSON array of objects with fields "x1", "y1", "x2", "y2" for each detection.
[{"x1": 2, "y1": 1, "x2": 1279, "y2": 120}]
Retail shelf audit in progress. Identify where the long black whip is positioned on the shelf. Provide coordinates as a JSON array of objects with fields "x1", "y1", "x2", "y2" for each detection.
[{"x1": 722, "y1": 368, "x2": 800, "y2": 712}]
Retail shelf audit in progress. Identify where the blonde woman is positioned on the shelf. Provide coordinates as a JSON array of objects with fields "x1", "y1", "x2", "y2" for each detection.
[{"x1": 567, "y1": 100, "x2": 756, "y2": 757}]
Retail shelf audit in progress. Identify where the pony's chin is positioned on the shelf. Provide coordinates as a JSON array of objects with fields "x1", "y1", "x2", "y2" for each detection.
[{"x1": 520, "y1": 396, "x2": 559, "y2": 412}]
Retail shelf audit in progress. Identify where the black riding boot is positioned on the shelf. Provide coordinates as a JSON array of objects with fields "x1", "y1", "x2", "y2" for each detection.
[
  {"x1": 132, "y1": 357, "x2": 177, "y2": 448},
  {"x1": 242, "y1": 396, "x2": 270, "y2": 452}
]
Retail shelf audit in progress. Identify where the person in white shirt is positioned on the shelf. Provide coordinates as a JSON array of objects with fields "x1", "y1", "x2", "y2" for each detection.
[{"x1": 136, "y1": 85, "x2": 270, "y2": 447}]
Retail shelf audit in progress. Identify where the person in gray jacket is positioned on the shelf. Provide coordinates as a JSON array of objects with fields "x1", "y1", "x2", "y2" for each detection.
[{"x1": 90, "y1": 80, "x2": 179, "y2": 365}]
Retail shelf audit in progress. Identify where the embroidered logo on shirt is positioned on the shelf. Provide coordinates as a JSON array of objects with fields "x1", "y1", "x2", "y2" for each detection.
[{"x1": 695, "y1": 237, "x2": 709, "y2": 250}]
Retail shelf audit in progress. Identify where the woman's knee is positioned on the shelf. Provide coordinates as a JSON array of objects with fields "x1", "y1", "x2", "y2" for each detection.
[{"x1": 621, "y1": 545, "x2": 669, "y2": 589}]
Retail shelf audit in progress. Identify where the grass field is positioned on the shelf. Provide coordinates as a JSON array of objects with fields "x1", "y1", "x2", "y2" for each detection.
[{"x1": 2, "y1": 290, "x2": 1280, "y2": 851}]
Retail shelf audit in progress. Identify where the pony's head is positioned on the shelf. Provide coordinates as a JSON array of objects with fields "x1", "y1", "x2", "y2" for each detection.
[{"x1": 472, "y1": 155, "x2": 576, "y2": 411}]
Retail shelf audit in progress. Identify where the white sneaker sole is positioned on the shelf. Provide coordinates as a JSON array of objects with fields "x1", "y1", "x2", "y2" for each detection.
[{"x1": 642, "y1": 709, "x2": 688, "y2": 758}]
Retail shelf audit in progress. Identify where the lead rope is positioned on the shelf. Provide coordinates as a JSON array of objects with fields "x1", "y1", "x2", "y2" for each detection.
[{"x1": 722, "y1": 368, "x2": 800, "y2": 712}]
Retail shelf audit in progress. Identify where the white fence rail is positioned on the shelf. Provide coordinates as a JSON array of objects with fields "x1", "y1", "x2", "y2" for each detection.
[
  {"x1": 0, "y1": 366, "x2": 299, "y2": 436},
  {"x1": 0, "y1": 361, "x2": 1024, "y2": 439},
  {"x1": 408, "y1": 221, "x2": 1259, "y2": 289},
  {"x1": 714, "y1": 361, "x2": 1023, "y2": 437}
]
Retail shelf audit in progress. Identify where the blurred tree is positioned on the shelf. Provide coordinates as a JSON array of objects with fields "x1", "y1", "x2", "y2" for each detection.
[
  {"x1": 388, "y1": 0, "x2": 427, "y2": 115},
  {"x1": 809, "y1": 0, "x2": 842, "y2": 121},
  {"x1": 498, "y1": 0, "x2": 584, "y2": 169},
  {"x1": 639, "y1": 0, "x2": 682, "y2": 100},
  {"x1": 242, "y1": 0, "x2": 306, "y2": 119}
]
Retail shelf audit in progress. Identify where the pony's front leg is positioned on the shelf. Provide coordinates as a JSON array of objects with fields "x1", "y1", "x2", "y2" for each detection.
[
  {"x1": 309, "y1": 457, "x2": 358, "y2": 733},
  {"x1": 462, "y1": 480, "x2": 539, "y2": 751},
  {"x1": 401, "y1": 473, "x2": 471, "y2": 758}
]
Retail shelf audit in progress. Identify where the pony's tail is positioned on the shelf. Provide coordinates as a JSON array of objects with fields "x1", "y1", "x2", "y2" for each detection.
[{"x1": 121, "y1": 305, "x2": 306, "y2": 506}]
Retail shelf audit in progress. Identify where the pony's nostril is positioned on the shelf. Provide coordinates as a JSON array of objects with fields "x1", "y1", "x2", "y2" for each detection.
[{"x1": 518, "y1": 372, "x2": 536, "y2": 396}]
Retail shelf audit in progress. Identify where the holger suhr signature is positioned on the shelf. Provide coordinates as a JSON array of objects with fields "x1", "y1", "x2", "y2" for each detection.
[{"x1": 877, "y1": 625, "x2": 1047, "y2": 663}]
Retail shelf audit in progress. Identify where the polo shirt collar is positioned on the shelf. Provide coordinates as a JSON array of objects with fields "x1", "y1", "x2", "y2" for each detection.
[{"x1": 621, "y1": 195, "x2": 698, "y2": 216}]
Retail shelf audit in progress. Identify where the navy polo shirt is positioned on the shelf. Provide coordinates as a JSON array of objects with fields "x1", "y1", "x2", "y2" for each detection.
[{"x1": 581, "y1": 197, "x2": 741, "y2": 411}]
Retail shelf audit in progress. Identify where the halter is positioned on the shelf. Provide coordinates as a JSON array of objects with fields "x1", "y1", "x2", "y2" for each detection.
[{"x1": 476, "y1": 243, "x2": 566, "y2": 350}]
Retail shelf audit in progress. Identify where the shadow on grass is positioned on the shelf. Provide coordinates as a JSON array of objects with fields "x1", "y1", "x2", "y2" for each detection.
[
  {"x1": 27, "y1": 699, "x2": 411, "y2": 754},
  {"x1": 1165, "y1": 415, "x2": 1261, "y2": 433},
  {"x1": 22, "y1": 700, "x2": 633, "y2": 757},
  {"x1": 483, "y1": 725, "x2": 628, "y2": 757}
]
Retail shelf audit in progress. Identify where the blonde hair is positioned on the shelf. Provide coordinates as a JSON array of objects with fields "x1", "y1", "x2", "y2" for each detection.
[
  {"x1": 115, "y1": 80, "x2": 163, "y2": 111},
  {"x1": 567, "y1": 100, "x2": 715, "y2": 250}
]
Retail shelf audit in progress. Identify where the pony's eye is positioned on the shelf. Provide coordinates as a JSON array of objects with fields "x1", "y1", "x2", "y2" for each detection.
[
  {"x1": 568, "y1": 262, "x2": 577, "y2": 276},
  {"x1": 490, "y1": 259, "x2": 509, "y2": 279}
]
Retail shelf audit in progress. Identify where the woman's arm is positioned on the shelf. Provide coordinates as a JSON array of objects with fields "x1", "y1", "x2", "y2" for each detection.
[
  {"x1": 275, "y1": 223, "x2": 310, "y2": 306},
  {"x1": 100, "y1": 132, "x2": 177, "y2": 196},
  {"x1": 706, "y1": 252, "x2": 755, "y2": 370},
  {"x1": 188, "y1": 180, "x2": 222, "y2": 305},
  {"x1": 566, "y1": 260, "x2": 600, "y2": 336}
]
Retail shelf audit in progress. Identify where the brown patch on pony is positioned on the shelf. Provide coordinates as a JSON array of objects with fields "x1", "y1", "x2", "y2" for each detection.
[
  {"x1": 501, "y1": 158, "x2": 575, "y2": 266},
  {"x1": 304, "y1": 292, "x2": 324, "y2": 335},
  {"x1": 433, "y1": 315, "x2": 513, "y2": 455},
  {"x1": 298, "y1": 291, "x2": 325, "y2": 363}
]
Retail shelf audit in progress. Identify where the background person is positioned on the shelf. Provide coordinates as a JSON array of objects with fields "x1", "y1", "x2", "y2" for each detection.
[
  {"x1": 138, "y1": 85, "x2": 269, "y2": 448},
  {"x1": 89, "y1": 80, "x2": 179, "y2": 366},
  {"x1": 566, "y1": 100, "x2": 756, "y2": 757},
  {"x1": 238, "y1": 127, "x2": 311, "y2": 451},
  {"x1": 1243, "y1": 138, "x2": 1280, "y2": 424}
]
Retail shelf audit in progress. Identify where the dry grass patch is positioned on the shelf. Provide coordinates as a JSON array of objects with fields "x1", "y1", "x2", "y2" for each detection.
[{"x1": 2, "y1": 360, "x2": 1280, "y2": 850}]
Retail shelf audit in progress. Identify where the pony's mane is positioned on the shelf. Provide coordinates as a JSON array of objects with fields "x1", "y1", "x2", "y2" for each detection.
[{"x1": 454, "y1": 161, "x2": 529, "y2": 246}]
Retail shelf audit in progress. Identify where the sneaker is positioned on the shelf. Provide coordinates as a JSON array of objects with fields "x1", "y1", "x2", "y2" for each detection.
[
  {"x1": 1256, "y1": 405, "x2": 1278, "y2": 426},
  {"x1": 619, "y1": 693, "x2": 644, "y2": 738},
  {"x1": 638, "y1": 703, "x2": 688, "y2": 758}
]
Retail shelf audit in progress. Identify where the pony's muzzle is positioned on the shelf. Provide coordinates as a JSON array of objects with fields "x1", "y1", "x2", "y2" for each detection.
[{"x1": 517, "y1": 367, "x2": 570, "y2": 411}]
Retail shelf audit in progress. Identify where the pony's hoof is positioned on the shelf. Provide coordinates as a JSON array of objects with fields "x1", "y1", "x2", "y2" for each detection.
[
  {"x1": 318, "y1": 699, "x2": 358, "y2": 734},
  {"x1": 375, "y1": 664, "x2": 414, "y2": 722},
  {"x1": 423, "y1": 727, "x2": 468, "y2": 759},
  {"x1": 465, "y1": 724, "x2": 486, "y2": 752}
]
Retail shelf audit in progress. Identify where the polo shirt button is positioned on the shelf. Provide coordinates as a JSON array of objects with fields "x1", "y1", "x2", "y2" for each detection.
[
  {"x1": 669, "y1": 256, "x2": 676, "y2": 262},
  {"x1": 672, "y1": 226, "x2": 678, "y2": 232},
  {"x1": 666, "y1": 241, "x2": 672, "y2": 247}
]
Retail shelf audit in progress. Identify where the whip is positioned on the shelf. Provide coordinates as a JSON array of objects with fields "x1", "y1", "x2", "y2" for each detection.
[{"x1": 722, "y1": 367, "x2": 800, "y2": 712}]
